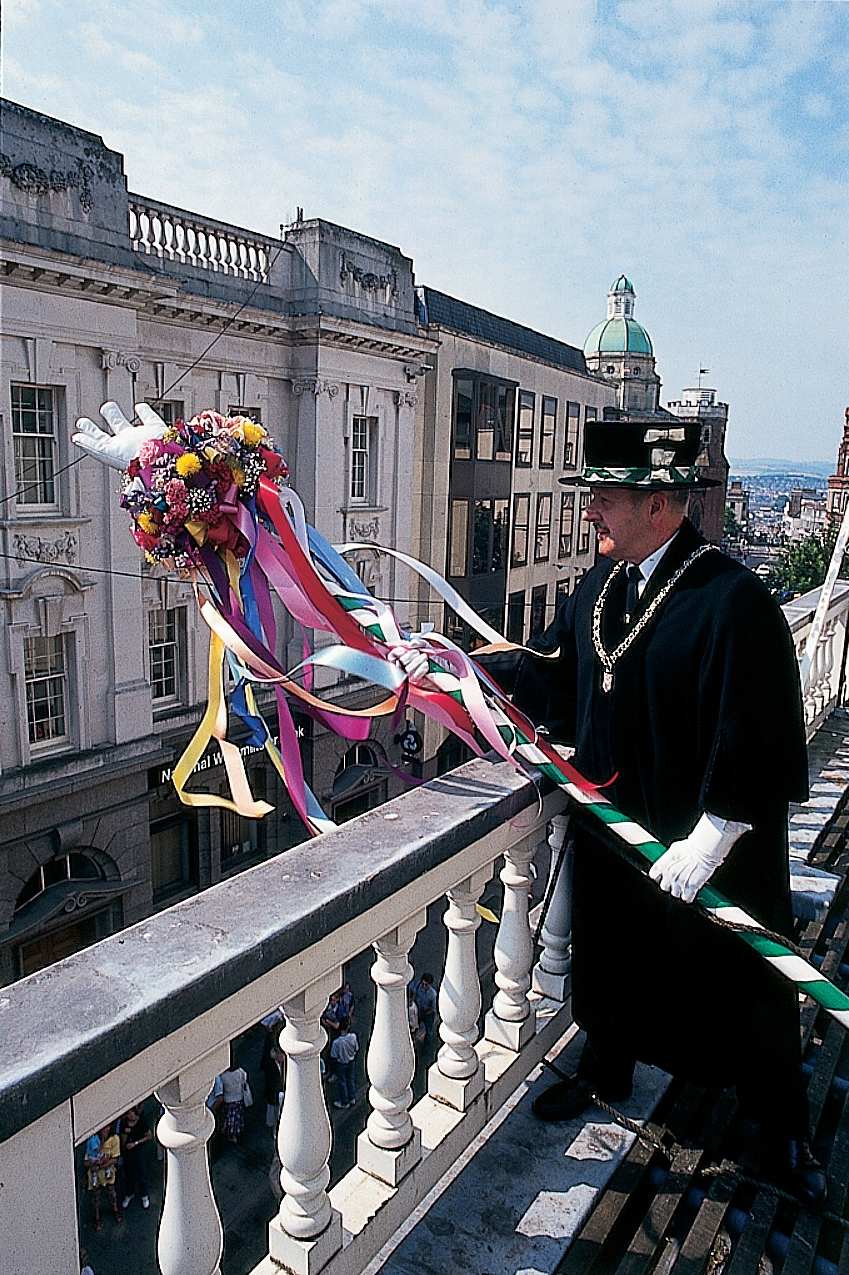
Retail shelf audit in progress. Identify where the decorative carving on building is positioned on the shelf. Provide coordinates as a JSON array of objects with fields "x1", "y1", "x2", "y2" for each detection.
[
  {"x1": 339, "y1": 255, "x2": 398, "y2": 298},
  {"x1": 394, "y1": 391, "x2": 418, "y2": 409},
  {"x1": 292, "y1": 379, "x2": 340, "y2": 398},
  {"x1": 13, "y1": 530, "x2": 77, "y2": 566},
  {"x1": 349, "y1": 518, "x2": 380, "y2": 542},
  {"x1": 0, "y1": 149, "x2": 121, "y2": 213},
  {"x1": 101, "y1": 350, "x2": 142, "y2": 374},
  {"x1": 404, "y1": 363, "x2": 432, "y2": 383}
]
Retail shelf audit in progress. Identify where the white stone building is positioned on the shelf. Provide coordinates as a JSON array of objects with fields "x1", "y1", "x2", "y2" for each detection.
[{"x1": 0, "y1": 97, "x2": 615, "y2": 979}]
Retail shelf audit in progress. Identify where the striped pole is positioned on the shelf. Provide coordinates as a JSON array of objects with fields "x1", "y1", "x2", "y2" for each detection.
[{"x1": 505, "y1": 714, "x2": 849, "y2": 1032}]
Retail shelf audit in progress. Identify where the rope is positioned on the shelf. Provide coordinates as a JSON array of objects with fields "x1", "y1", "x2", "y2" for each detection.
[{"x1": 540, "y1": 1057, "x2": 848, "y2": 1227}]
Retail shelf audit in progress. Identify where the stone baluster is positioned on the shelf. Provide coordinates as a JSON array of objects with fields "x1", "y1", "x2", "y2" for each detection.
[
  {"x1": 428, "y1": 869, "x2": 490, "y2": 1110},
  {"x1": 485, "y1": 833, "x2": 538, "y2": 1050},
  {"x1": 185, "y1": 223, "x2": 200, "y2": 268},
  {"x1": 358, "y1": 913, "x2": 426, "y2": 1187},
  {"x1": 822, "y1": 620, "x2": 832, "y2": 691},
  {"x1": 532, "y1": 815, "x2": 573, "y2": 1001},
  {"x1": 236, "y1": 239, "x2": 249, "y2": 278},
  {"x1": 173, "y1": 219, "x2": 187, "y2": 263},
  {"x1": 134, "y1": 205, "x2": 153, "y2": 254},
  {"x1": 269, "y1": 972, "x2": 343, "y2": 1275},
  {"x1": 162, "y1": 214, "x2": 176, "y2": 260},
  {"x1": 156, "y1": 1042, "x2": 230, "y2": 1275},
  {"x1": 151, "y1": 214, "x2": 166, "y2": 258}
]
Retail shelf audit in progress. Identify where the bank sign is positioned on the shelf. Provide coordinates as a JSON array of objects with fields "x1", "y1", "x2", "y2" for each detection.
[{"x1": 155, "y1": 724, "x2": 306, "y2": 787}]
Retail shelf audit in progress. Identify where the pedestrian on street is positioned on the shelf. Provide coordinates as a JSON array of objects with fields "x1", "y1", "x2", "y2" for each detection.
[
  {"x1": 411, "y1": 973, "x2": 438, "y2": 1046},
  {"x1": 220, "y1": 1056, "x2": 252, "y2": 1144},
  {"x1": 119, "y1": 1104, "x2": 152, "y2": 1211},
  {"x1": 84, "y1": 1124, "x2": 122, "y2": 1230},
  {"x1": 330, "y1": 1017, "x2": 359, "y2": 1108}
]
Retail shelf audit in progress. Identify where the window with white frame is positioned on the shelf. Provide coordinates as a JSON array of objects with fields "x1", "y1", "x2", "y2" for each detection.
[
  {"x1": 149, "y1": 609, "x2": 185, "y2": 703},
  {"x1": 578, "y1": 490, "x2": 592, "y2": 553},
  {"x1": 534, "y1": 493, "x2": 552, "y2": 562},
  {"x1": 558, "y1": 491, "x2": 575, "y2": 557},
  {"x1": 11, "y1": 385, "x2": 58, "y2": 508},
  {"x1": 25, "y1": 634, "x2": 68, "y2": 745},
  {"x1": 540, "y1": 397, "x2": 557, "y2": 468},
  {"x1": 350, "y1": 415, "x2": 376, "y2": 502}
]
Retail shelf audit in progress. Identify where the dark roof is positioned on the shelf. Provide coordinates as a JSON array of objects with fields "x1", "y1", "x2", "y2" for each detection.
[{"x1": 418, "y1": 287, "x2": 588, "y2": 375}]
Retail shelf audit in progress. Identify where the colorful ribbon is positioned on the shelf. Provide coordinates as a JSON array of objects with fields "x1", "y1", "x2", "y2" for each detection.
[{"x1": 156, "y1": 466, "x2": 849, "y2": 1031}]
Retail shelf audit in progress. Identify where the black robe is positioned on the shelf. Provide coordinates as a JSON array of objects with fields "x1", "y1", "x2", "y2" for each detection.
[{"x1": 484, "y1": 520, "x2": 810, "y2": 1128}]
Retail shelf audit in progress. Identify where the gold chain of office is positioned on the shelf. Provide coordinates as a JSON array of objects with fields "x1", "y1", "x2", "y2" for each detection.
[{"x1": 591, "y1": 545, "x2": 718, "y2": 692}]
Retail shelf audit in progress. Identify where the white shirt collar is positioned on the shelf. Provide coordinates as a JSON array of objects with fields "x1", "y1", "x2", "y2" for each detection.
[{"x1": 633, "y1": 529, "x2": 680, "y2": 595}]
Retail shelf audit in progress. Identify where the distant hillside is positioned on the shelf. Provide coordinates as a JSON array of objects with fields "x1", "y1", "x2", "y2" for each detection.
[{"x1": 729, "y1": 458, "x2": 833, "y2": 479}]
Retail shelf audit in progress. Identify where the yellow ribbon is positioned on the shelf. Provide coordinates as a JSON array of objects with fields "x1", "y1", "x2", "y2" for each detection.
[{"x1": 171, "y1": 629, "x2": 274, "y2": 818}]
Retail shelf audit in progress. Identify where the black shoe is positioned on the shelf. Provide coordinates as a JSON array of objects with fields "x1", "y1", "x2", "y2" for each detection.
[
  {"x1": 532, "y1": 1077, "x2": 594, "y2": 1122},
  {"x1": 767, "y1": 1139, "x2": 828, "y2": 1209}
]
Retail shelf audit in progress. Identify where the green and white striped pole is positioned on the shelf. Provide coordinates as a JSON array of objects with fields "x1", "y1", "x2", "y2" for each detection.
[{"x1": 511, "y1": 720, "x2": 849, "y2": 1032}]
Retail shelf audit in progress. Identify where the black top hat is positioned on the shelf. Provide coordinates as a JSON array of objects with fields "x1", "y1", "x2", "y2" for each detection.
[{"x1": 561, "y1": 408, "x2": 719, "y2": 487}]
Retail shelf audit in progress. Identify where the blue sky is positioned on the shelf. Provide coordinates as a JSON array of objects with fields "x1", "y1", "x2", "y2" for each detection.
[{"x1": 3, "y1": 0, "x2": 847, "y2": 461}]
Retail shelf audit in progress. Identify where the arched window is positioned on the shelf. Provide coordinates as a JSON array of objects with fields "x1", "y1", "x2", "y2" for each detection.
[
  {"x1": 14, "y1": 852, "x2": 102, "y2": 913},
  {"x1": 332, "y1": 745, "x2": 385, "y2": 823}
]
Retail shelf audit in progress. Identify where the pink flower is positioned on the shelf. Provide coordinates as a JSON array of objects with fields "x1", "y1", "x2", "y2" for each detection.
[{"x1": 138, "y1": 440, "x2": 163, "y2": 467}]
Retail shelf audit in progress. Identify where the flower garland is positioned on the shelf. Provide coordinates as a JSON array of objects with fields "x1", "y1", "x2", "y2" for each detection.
[{"x1": 120, "y1": 410, "x2": 288, "y2": 567}]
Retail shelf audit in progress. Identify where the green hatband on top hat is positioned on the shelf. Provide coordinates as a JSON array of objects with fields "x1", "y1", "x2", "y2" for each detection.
[{"x1": 560, "y1": 409, "x2": 720, "y2": 488}]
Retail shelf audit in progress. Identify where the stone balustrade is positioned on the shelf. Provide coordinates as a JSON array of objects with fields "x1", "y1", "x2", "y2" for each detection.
[
  {"x1": 784, "y1": 580, "x2": 849, "y2": 738},
  {"x1": 0, "y1": 756, "x2": 573, "y2": 1275},
  {"x1": 128, "y1": 195, "x2": 279, "y2": 283},
  {"x1": 2, "y1": 585, "x2": 848, "y2": 1275}
]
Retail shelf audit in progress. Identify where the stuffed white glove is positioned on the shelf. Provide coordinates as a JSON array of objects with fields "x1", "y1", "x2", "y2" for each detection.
[
  {"x1": 72, "y1": 402, "x2": 168, "y2": 470},
  {"x1": 388, "y1": 637, "x2": 444, "y2": 684},
  {"x1": 648, "y1": 812, "x2": 752, "y2": 904}
]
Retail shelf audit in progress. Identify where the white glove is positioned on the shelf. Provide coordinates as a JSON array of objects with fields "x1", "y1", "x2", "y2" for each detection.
[
  {"x1": 648, "y1": 811, "x2": 752, "y2": 904},
  {"x1": 388, "y1": 637, "x2": 443, "y2": 684},
  {"x1": 72, "y1": 402, "x2": 168, "y2": 470}
]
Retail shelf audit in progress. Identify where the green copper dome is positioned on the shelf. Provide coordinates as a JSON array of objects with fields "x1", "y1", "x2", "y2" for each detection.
[
  {"x1": 610, "y1": 275, "x2": 634, "y2": 294},
  {"x1": 584, "y1": 317, "x2": 653, "y2": 356}
]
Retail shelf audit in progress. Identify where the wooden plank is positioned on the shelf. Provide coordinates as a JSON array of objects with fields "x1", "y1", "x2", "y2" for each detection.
[
  {"x1": 693, "y1": 1089, "x2": 738, "y2": 1156},
  {"x1": 723, "y1": 1190, "x2": 780, "y2": 1275},
  {"x1": 806, "y1": 1018, "x2": 846, "y2": 1132},
  {"x1": 615, "y1": 1147, "x2": 702, "y2": 1275},
  {"x1": 825, "y1": 1087, "x2": 849, "y2": 1214},
  {"x1": 780, "y1": 1210, "x2": 822, "y2": 1275},
  {"x1": 557, "y1": 1139, "x2": 657, "y2": 1275},
  {"x1": 669, "y1": 1176, "x2": 735, "y2": 1275},
  {"x1": 662, "y1": 1084, "x2": 706, "y2": 1144}
]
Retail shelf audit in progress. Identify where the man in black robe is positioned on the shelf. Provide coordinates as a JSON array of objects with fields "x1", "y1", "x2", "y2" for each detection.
[{"x1": 394, "y1": 412, "x2": 826, "y2": 1206}]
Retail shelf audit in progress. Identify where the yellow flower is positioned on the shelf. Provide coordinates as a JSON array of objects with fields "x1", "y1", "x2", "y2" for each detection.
[
  {"x1": 175, "y1": 453, "x2": 202, "y2": 477},
  {"x1": 137, "y1": 512, "x2": 157, "y2": 533},
  {"x1": 242, "y1": 422, "x2": 266, "y2": 446}
]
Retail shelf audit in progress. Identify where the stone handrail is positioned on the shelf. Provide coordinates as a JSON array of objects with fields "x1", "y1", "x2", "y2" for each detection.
[
  {"x1": 783, "y1": 580, "x2": 849, "y2": 739},
  {"x1": 128, "y1": 194, "x2": 280, "y2": 283},
  {"x1": 1, "y1": 583, "x2": 846, "y2": 1274},
  {"x1": 0, "y1": 757, "x2": 572, "y2": 1275}
]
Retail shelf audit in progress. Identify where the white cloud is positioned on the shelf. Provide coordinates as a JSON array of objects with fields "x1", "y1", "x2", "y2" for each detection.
[{"x1": 2, "y1": 0, "x2": 847, "y2": 460}]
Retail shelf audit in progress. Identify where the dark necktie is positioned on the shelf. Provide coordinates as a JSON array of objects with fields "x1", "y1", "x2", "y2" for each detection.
[{"x1": 625, "y1": 564, "x2": 641, "y2": 624}]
